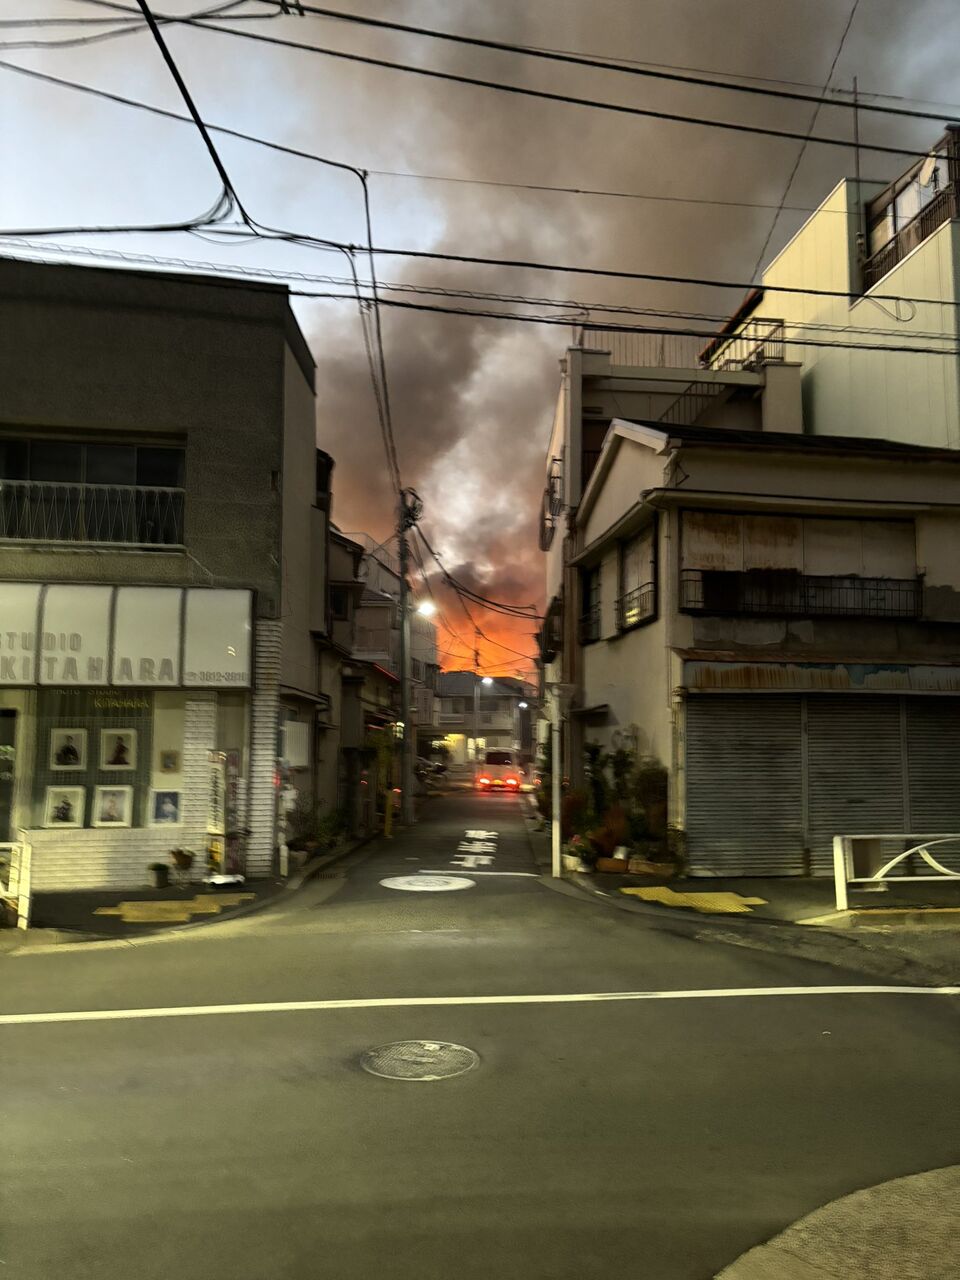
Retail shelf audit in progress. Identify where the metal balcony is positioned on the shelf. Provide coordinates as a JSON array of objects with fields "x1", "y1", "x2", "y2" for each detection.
[
  {"x1": 0, "y1": 480, "x2": 185, "y2": 547},
  {"x1": 680, "y1": 569, "x2": 922, "y2": 619},
  {"x1": 616, "y1": 584, "x2": 656, "y2": 630}
]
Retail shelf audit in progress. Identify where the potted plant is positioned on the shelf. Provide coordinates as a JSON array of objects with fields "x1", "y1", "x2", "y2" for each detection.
[{"x1": 148, "y1": 861, "x2": 170, "y2": 889}]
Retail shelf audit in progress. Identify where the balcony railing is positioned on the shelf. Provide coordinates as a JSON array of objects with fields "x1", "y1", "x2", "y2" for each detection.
[
  {"x1": 616, "y1": 584, "x2": 656, "y2": 630},
  {"x1": 679, "y1": 569, "x2": 922, "y2": 619},
  {"x1": 703, "y1": 319, "x2": 786, "y2": 372},
  {"x1": 0, "y1": 480, "x2": 185, "y2": 547},
  {"x1": 578, "y1": 604, "x2": 601, "y2": 644},
  {"x1": 863, "y1": 185, "x2": 957, "y2": 290}
]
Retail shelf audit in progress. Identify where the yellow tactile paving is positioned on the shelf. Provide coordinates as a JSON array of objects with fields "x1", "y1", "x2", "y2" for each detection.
[
  {"x1": 620, "y1": 886, "x2": 768, "y2": 915},
  {"x1": 94, "y1": 893, "x2": 255, "y2": 924}
]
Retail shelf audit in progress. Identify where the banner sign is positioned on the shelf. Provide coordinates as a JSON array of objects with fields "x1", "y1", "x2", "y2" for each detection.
[{"x1": 0, "y1": 585, "x2": 252, "y2": 688}]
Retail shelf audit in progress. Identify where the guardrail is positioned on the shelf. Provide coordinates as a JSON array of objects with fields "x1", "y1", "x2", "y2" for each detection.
[
  {"x1": 832, "y1": 833, "x2": 960, "y2": 911},
  {"x1": 0, "y1": 840, "x2": 33, "y2": 930}
]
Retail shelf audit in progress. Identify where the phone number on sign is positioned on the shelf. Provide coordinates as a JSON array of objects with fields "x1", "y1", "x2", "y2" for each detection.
[{"x1": 185, "y1": 670, "x2": 249, "y2": 683}]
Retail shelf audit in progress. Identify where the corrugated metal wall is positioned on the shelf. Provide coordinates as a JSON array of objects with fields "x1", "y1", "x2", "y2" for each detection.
[
  {"x1": 685, "y1": 693, "x2": 960, "y2": 876},
  {"x1": 685, "y1": 695, "x2": 804, "y2": 875}
]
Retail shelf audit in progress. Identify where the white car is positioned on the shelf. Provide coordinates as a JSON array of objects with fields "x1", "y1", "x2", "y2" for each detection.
[{"x1": 475, "y1": 750, "x2": 523, "y2": 793}]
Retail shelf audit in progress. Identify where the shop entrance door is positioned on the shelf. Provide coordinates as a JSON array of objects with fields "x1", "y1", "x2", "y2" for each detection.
[{"x1": 0, "y1": 711, "x2": 16, "y2": 839}]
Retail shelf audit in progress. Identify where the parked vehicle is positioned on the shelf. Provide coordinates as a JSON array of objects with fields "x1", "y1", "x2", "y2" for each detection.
[{"x1": 475, "y1": 749, "x2": 523, "y2": 792}]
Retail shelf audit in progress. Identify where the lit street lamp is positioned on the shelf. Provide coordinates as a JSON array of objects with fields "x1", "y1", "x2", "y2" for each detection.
[{"x1": 473, "y1": 675, "x2": 493, "y2": 762}]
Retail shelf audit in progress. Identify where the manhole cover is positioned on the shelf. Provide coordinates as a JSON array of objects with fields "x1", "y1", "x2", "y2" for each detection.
[
  {"x1": 379, "y1": 875, "x2": 475, "y2": 892},
  {"x1": 360, "y1": 1040, "x2": 480, "y2": 1081}
]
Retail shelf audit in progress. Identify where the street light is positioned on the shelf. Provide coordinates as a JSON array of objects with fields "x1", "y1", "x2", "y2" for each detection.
[
  {"x1": 473, "y1": 675, "x2": 493, "y2": 763},
  {"x1": 416, "y1": 599, "x2": 436, "y2": 617}
]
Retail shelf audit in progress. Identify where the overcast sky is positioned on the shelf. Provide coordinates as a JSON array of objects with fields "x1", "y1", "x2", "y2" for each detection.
[{"x1": 4, "y1": 0, "x2": 960, "y2": 676}]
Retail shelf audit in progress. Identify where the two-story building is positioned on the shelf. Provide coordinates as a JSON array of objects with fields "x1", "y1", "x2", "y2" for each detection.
[
  {"x1": 564, "y1": 417, "x2": 960, "y2": 876},
  {"x1": 438, "y1": 671, "x2": 533, "y2": 764},
  {"x1": 0, "y1": 255, "x2": 333, "y2": 890}
]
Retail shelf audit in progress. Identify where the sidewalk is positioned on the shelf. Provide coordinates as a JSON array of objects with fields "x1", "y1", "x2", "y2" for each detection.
[
  {"x1": 716, "y1": 1164, "x2": 960, "y2": 1279},
  {"x1": 521, "y1": 803, "x2": 959, "y2": 985}
]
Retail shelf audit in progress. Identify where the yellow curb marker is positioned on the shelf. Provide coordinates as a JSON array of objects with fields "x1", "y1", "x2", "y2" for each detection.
[
  {"x1": 94, "y1": 894, "x2": 255, "y2": 924},
  {"x1": 620, "y1": 886, "x2": 768, "y2": 915}
]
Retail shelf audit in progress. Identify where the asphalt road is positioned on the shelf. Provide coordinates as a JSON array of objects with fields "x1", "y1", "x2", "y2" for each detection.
[{"x1": 2, "y1": 793, "x2": 958, "y2": 1279}]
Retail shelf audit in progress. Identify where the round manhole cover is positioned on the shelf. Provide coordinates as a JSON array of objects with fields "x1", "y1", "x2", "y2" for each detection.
[
  {"x1": 361, "y1": 1040, "x2": 480, "y2": 1081},
  {"x1": 379, "y1": 875, "x2": 476, "y2": 892}
]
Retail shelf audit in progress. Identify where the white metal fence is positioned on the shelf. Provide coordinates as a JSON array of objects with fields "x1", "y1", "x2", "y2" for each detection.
[
  {"x1": 0, "y1": 840, "x2": 33, "y2": 930},
  {"x1": 832, "y1": 833, "x2": 960, "y2": 910}
]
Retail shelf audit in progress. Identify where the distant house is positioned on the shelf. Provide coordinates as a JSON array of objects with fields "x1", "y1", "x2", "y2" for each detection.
[{"x1": 438, "y1": 672, "x2": 534, "y2": 764}]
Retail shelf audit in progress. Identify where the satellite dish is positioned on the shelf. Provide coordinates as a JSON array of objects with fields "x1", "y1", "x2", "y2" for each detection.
[{"x1": 919, "y1": 153, "x2": 939, "y2": 187}]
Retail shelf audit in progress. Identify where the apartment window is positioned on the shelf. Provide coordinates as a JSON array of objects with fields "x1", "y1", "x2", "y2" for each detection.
[
  {"x1": 0, "y1": 438, "x2": 186, "y2": 546},
  {"x1": 579, "y1": 565, "x2": 601, "y2": 644},
  {"x1": 679, "y1": 512, "x2": 920, "y2": 618},
  {"x1": 617, "y1": 524, "x2": 656, "y2": 630},
  {"x1": 329, "y1": 586, "x2": 350, "y2": 620}
]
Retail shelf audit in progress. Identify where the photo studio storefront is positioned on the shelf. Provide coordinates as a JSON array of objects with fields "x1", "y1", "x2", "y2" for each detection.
[{"x1": 0, "y1": 583, "x2": 276, "y2": 891}]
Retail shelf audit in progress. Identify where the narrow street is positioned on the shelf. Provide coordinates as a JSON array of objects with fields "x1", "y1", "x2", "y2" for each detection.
[{"x1": 2, "y1": 793, "x2": 958, "y2": 1279}]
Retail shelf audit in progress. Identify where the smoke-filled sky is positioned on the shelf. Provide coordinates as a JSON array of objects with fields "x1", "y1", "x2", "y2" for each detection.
[{"x1": 4, "y1": 0, "x2": 960, "y2": 675}]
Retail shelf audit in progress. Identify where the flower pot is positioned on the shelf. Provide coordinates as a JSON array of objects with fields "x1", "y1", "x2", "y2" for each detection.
[
  {"x1": 561, "y1": 853, "x2": 585, "y2": 872},
  {"x1": 595, "y1": 856, "x2": 626, "y2": 874}
]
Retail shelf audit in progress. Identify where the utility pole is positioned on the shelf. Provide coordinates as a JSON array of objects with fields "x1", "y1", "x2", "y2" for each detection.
[{"x1": 397, "y1": 488, "x2": 422, "y2": 826}]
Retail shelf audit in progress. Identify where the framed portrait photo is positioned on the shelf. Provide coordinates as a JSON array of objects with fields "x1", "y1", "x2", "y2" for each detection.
[
  {"x1": 150, "y1": 789, "x2": 182, "y2": 826},
  {"x1": 50, "y1": 728, "x2": 87, "y2": 772},
  {"x1": 92, "y1": 785, "x2": 134, "y2": 829},
  {"x1": 100, "y1": 729, "x2": 137, "y2": 771},
  {"x1": 43, "y1": 785, "x2": 85, "y2": 829},
  {"x1": 159, "y1": 750, "x2": 180, "y2": 774}
]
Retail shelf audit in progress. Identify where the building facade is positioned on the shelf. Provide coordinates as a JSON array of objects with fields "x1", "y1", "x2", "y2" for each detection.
[
  {"x1": 0, "y1": 255, "x2": 328, "y2": 890},
  {"x1": 438, "y1": 671, "x2": 534, "y2": 764}
]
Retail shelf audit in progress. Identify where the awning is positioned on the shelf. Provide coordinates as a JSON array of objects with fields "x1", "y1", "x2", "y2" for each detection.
[{"x1": 570, "y1": 703, "x2": 610, "y2": 720}]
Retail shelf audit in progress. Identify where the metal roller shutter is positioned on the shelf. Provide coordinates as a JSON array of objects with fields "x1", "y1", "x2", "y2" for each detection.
[
  {"x1": 806, "y1": 695, "x2": 906, "y2": 873},
  {"x1": 685, "y1": 695, "x2": 804, "y2": 875},
  {"x1": 906, "y1": 697, "x2": 960, "y2": 872}
]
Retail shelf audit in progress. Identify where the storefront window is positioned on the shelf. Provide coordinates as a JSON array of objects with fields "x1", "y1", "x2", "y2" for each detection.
[{"x1": 32, "y1": 688, "x2": 155, "y2": 829}]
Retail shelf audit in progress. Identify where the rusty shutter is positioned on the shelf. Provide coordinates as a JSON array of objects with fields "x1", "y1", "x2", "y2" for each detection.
[
  {"x1": 905, "y1": 697, "x2": 960, "y2": 871},
  {"x1": 806, "y1": 695, "x2": 906, "y2": 873},
  {"x1": 685, "y1": 694, "x2": 804, "y2": 875}
]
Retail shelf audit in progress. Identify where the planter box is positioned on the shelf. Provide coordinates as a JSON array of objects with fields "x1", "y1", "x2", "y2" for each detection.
[{"x1": 595, "y1": 857, "x2": 626, "y2": 874}]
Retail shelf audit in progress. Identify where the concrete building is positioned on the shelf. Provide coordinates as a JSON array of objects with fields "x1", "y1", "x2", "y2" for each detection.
[
  {"x1": 539, "y1": 133, "x2": 960, "y2": 875},
  {"x1": 0, "y1": 255, "x2": 333, "y2": 890},
  {"x1": 347, "y1": 532, "x2": 440, "y2": 758},
  {"x1": 720, "y1": 125, "x2": 960, "y2": 449},
  {"x1": 552, "y1": 416, "x2": 960, "y2": 875},
  {"x1": 438, "y1": 672, "x2": 534, "y2": 764}
]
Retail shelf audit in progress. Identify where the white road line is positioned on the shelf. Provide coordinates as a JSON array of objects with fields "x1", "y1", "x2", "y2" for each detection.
[
  {"x1": 419, "y1": 869, "x2": 539, "y2": 877},
  {"x1": 1, "y1": 985, "x2": 957, "y2": 1027}
]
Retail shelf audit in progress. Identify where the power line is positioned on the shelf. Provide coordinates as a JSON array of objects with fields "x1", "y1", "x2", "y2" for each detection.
[
  {"x1": 134, "y1": 0, "x2": 252, "y2": 226},
  {"x1": 0, "y1": 0, "x2": 266, "y2": 51},
  {"x1": 5, "y1": 235, "x2": 958, "y2": 357},
  {"x1": 252, "y1": 0, "x2": 960, "y2": 129},
  {"x1": 750, "y1": 0, "x2": 861, "y2": 284},
  {"x1": 146, "y1": 14, "x2": 937, "y2": 160},
  {"x1": 13, "y1": 235, "x2": 960, "y2": 340}
]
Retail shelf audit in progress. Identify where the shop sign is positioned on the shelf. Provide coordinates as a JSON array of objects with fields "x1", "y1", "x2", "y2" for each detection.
[
  {"x1": 112, "y1": 588, "x2": 181, "y2": 685},
  {"x1": 39, "y1": 585, "x2": 112, "y2": 686},
  {"x1": 0, "y1": 583, "x2": 41, "y2": 685},
  {"x1": 207, "y1": 750, "x2": 227, "y2": 835},
  {"x1": 0, "y1": 584, "x2": 252, "y2": 688},
  {"x1": 183, "y1": 590, "x2": 252, "y2": 688}
]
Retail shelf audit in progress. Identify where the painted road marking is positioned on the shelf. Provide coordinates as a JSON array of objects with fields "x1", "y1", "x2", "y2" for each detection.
[
  {"x1": 2, "y1": 986, "x2": 957, "y2": 1027},
  {"x1": 419, "y1": 869, "x2": 539, "y2": 877},
  {"x1": 451, "y1": 854, "x2": 495, "y2": 868},
  {"x1": 621, "y1": 887, "x2": 768, "y2": 915},
  {"x1": 94, "y1": 894, "x2": 254, "y2": 924},
  {"x1": 380, "y1": 876, "x2": 475, "y2": 893}
]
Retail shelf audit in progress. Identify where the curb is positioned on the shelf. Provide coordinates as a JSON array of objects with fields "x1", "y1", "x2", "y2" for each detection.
[
  {"x1": 0, "y1": 834, "x2": 377, "y2": 953},
  {"x1": 520, "y1": 806, "x2": 955, "y2": 986}
]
